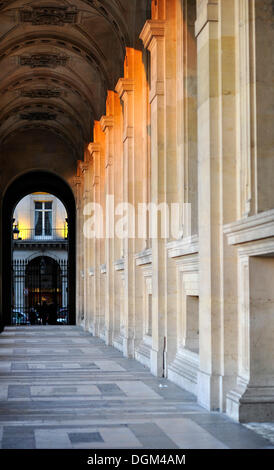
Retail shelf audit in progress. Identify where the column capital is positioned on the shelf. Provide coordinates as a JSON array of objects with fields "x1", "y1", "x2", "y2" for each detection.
[
  {"x1": 93, "y1": 175, "x2": 100, "y2": 186},
  {"x1": 115, "y1": 78, "x2": 134, "y2": 100},
  {"x1": 87, "y1": 142, "x2": 101, "y2": 158},
  {"x1": 100, "y1": 115, "x2": 114, "y2": 132},
  {"x1": 71, "y1": 176, "x2": 82, "y2": 186},
  {"x1": 139, "y1": 20, "x2": 166, "y2": 50},
  {"x1": 105, "y1": 157, "x2": 113, "y2": 168},
  {"x1": 195, "y1": 0, "x2": 218, "y2": 38},
  {"x1": 79, "y1": 161, "x2": 89, "y2": 174}
]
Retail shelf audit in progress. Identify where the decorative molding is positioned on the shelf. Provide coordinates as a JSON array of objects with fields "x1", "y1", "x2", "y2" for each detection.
[
  {"x1": 176, "y1": 253, "x2": 200, "y2": 298},
  {"x1": 88, "y1": 267, "x2": 95, "y2": 277},
  {"x1": 135, "y1": 338, "x2": 152, "y2": 369},
  {"x1": 149, "y1": 81, "x2": 164, "y2": 104},
  {"x1": 20, "y1": 89, "x2": 61, "y2": 99},
  {"x1": 100, "y1": 264, "x2": 107, "y2": 275},
  {"x1": 20, "y1": 112, "x2": 56, "y2": 121},
  {"x1": 168, "y1": 347, "x2": 200, "y2": 395},
  {"x1": 114, "y1": 257, "x2": 125, "y2": 272},
  {"x1": 123, "y1": 126, "x2": 134, "y2": 142},
  {"x1": 19, "y1": 6, "x2": 78, "y2": 26},
  {"x1": 224, "y1": 210, "x2": 274, "y2": 246},
  {"x1": 100, "y1": 115, "x2": 114, "y2": 132},
  {"x1": 139, "y1": 20, "x2": 166, "y2": 50},
  {"x1": 135, "y1": 248, "x2": 152, "y2": 267},
  {"x1": 115, "y1": 78, "x2": 134, "y2": 100},
  {"x1": 19, "y1": 54, "x2": 69, "y2": 69},
  {"x1": 195, "y1": 0, "x2": 218, "y2": 38},
  {"x1": 105, "y1": 158, "x2": 113, "y2": 168},
  {"x1": 167, "y1": 235, "x2": 199, "y2": 259},
  {"x1": 79, "y1": 162, "x2": 89, "y2": 174},
  {"x1": 71, "y1": 176, "x2": 82, "y2": 186},
  {"x1": 93, "y1": 175, "x2": 100, "y2": 186},
  {"x1": 87, "y1": 142, "x2": 101, "y2": 158}
]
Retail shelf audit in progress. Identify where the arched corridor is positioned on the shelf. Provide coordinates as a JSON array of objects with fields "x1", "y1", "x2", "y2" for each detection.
[{"x1": 0, "y1": 0, "x2": 273, "y2": 449}]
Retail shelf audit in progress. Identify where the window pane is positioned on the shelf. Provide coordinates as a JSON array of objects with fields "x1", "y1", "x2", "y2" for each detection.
[
  {"x1": 35, "y1": 211, "x2": 42, "y2": 235},
  {"x1": 45, "y1": 202, "x2": 52, "y2": 210},
  {"x1": 35, "y1": 202, "x2": 42, "y2": 210},
  {"x1": 45, "y1": 211, "x2": 52, "y2": 235}
]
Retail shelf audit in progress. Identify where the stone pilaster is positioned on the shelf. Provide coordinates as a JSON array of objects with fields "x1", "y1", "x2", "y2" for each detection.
[
  {"x1": 80, "y1": 160, "x2": 90, "y2": 331},
  {"x1": 195, "y1": 0, "x2": 238, "y2": 412},
  {"x1": 87, "y1": 140, "x2": 103, "y2": 336},
  {"x1": 116, "y1": 71, "x2": 135, "y2": 358},
  {"x1": 140, "y1": 20, "x2": 166, "y2": 376},
  {"x1": 72, "y1": 173, "x2": 84, "y2": 326},
  {"x1": 100, "y1": 106, "x2": 115, "y2": 346}
]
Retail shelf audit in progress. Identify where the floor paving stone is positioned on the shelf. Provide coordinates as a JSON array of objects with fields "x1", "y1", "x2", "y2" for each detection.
[{"x1": 0, "y1": 325, "x2": 272, "y2": 449}]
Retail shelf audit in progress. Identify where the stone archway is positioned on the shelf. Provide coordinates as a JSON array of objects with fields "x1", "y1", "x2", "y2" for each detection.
[{"x1": 1, "y1": 170, "x2": 76, "y2": 330}]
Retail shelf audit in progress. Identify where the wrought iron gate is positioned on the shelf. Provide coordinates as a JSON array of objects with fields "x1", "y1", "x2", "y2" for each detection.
[{"x1": 12, "y1": 257, "x2": 68, "y2": 325}]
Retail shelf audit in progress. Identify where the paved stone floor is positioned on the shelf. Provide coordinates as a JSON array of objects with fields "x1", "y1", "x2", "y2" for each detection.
[{"x1": 0, "y1": 325, "x2": 273, "y2": 450}]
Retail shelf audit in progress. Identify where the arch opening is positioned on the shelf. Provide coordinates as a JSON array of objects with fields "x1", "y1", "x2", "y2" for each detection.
[{"x1": 1, "y1": 170, "x2": 76, "y2": 330}]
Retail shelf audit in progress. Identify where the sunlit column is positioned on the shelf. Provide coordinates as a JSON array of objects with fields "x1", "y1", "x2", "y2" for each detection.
[
  {"x1": 140, "y1": 19, "x2": 167, "y2": 376},
  {"x1": 86, "y1": 142, "x2": 101, "y2": 335},
  {"x1": 100, "y1": 95, "x2": 115, "y2": 346},
  {"x1": 195, "y1": 0, "x2": 238, "y2": 411}
]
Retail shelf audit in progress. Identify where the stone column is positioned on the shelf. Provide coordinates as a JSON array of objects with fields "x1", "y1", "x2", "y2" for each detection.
[
  {"x1": 79, "y1": 160, "x2": 90, "y2": 331},
  {"x1": 116, "y1": 67, "x2": 135, "y2": 358},
  {"x1": 72, "y1": 174, "x2": 82, "y2": 325},
  {"x1": 84, "y1": 147, "x2": 94, "y2": 332},
  {"x1": 100, "y1": 96, "x2": 115, "y2": 345},
  {"x1": 87, "y1": 140, "x2": 102, "y2": 336},
  {"x1": 195, "y1": 0, "x2": 238, "y2": 411},
  {"x1": 140, "y1": 20, "x2": 166, "y2": 376},
  {"x1": 115, "y1": 48, "x2": 145, "y2": 357}
]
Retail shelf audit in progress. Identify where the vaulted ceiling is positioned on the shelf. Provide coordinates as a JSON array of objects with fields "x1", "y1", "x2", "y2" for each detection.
[{"x1": 0, "y1": 0, "x2": 150, "y2": 158}]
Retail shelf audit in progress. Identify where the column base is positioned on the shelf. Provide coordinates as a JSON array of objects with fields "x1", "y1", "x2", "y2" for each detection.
[
  {"x1": 168, "y1": 347, "x2": 199, "y2": 396},
  {"x1": 113, "y1": 334, "x2": 124, "y2": 353},
  {"x1": 227, "y1": 377, "x2": 274, "y2": 422},
  {"x1": 88, "y1": 321, "x2": 100, "y2": 337},
  {"x1": 135, "y1": 335, "x2": 152, "y2": 369},
  {"x1": 150, "y1": 348, "x2": 164, "y2": 377},
  {"x1": 197, "y1": 370, "x2": 222, "y2": 411},
  {"x1": 104, "y1": 328, "x2": 113, "y2": 346},
  {"x1": 122, "y1": 336, "x2": 134, "y2": 358}
]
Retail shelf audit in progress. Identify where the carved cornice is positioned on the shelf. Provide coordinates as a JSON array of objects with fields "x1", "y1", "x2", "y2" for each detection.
[
  {"x1": 224, "y1": 210, "x2": 274, "y2": 246},
  {"x1": 166, "y1": 235, "x2": 199, "y2": 259},
  {"x1": 139, "y1": 20, "x2": 166, "y2": 50},
  {"x1": 100, "y1": 115, "x2": 114, "y2": 132},
  {"x1": 19, "y1": 6, "x2": 78, "y2": 26},
  {"x1": 135, "y1": 248, "x2": 152, "y2": 267},
  {"x1": 19, "y1": 54, "x2": 69, "y2": 69},
  {"x1": 87, "y1": 143, "x2": 101, "y2": 159},
  {"x1": 114, "y1": 257, "x2": 125, "y2": 272},
  {"x1": 79, "y1": 162, "x2": 89, "y2": 174},
  {"x1": 115, "y1": 78, "x2": 134, "y2": 100}
]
